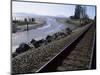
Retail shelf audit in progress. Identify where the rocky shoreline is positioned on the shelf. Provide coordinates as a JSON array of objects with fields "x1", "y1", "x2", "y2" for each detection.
[
  {"x1": 12, "y1": 24, "x2": 91, "y2": 74},
  {"x1": 12, "y1": 27, "x2": 72, "y2": 58}
]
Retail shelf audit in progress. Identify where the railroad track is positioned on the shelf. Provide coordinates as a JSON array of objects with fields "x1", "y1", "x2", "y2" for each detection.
[
  {"x1": 12, "y1": 23, "x2": 95, "y2": 74},
  {"x1": 36, "y1": 23, "x2": 95, "y2": 73}
]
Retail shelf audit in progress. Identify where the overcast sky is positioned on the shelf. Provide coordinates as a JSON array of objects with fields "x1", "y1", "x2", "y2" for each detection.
[{"x1": 12, "y1": 1, "x2": 96, "y2": 19}]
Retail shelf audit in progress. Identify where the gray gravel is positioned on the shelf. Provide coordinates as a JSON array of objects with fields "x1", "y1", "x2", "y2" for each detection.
[
  {"x1": 12, "y1": 24, "x2": 90, "y2": 74},
  {"x1": 56, "y1": 24, "x2": 95, "y2": 71}
]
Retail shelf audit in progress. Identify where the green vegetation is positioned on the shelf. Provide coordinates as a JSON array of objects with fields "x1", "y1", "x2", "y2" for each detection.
[
  {"x1": 66, "y1": 19, "x2": 92, "y2": 26},
  {"x1": 13, "y1": 21, "x2": 36, "y2": 26},
  {"x1": 56, "y1": 18, "x2": 92, "y2": 27},
  {"x1": 65, "y1": 5, "x2": 92, "y2": 26},
  {"x1": 56, "y1": 5, "x2": 92, "y2": 26},
  {"x1": 56, "y1": 18, "x2": 68, "y2": 24},
  {"x1": 66, "y1": 19, "x2": 81, "y2": 26}
]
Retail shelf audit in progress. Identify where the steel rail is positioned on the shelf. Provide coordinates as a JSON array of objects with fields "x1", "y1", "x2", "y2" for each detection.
[
  {"x1": 36, "y1": 24, "x2": 92, "y2": 73},
  {"x1": 89, "y1": 30, "x2": 96, "y2": 69}
]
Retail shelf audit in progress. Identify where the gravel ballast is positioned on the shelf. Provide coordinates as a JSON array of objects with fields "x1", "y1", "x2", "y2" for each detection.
[{"x1": 12, "y1": 24, "x2": 91, "y2": 74}]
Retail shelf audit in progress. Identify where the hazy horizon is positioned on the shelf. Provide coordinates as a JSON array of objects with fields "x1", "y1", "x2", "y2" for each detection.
[{"x1": 12, "y1": 1, "x2": 96, "y2": 19}]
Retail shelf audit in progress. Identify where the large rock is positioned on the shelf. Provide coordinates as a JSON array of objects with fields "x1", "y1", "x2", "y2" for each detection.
[
  {"x1": 30, "y1": 39, "x2": 36, "y2": 44},
  {"x1": 16, "y1": 43, "x2": 31, "y2": 54},
  {"x1": 66, "y1": 28, "x2": 72, "y2": 34},
  {"x1": 33, "y1": 39, "x2": 45, "y2": 48},
  {"x1": 52, "y1": 32, "x2": 67, "y2": 40},
  {"x1": 52, "y1": 33, "x2": 58, "y2": 40},
  {"x1": 58, "y1": 32, "x2": 67, "y2": 38},
  {"x1": 31, "y1": 39, "x2": 45, "y2": 48},
  {"x1": 46, "y1": 35, "x2": 52, "y2": 43}
]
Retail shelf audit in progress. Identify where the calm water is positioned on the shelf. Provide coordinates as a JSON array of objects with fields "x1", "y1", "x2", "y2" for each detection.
[{"x1": 12, "y1": 17, "x2": 76, "y2": 52}]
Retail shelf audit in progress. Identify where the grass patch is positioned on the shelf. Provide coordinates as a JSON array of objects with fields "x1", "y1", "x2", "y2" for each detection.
[
  {"x1": 15, "y1": 21, "x2": 36, "y2": 26},
  {"x1": 66, "y1": 19, "x2": 81, "y2": 26},
  {"x1": 66, "y1": 19, "x2": 92, "y2": 26}
]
